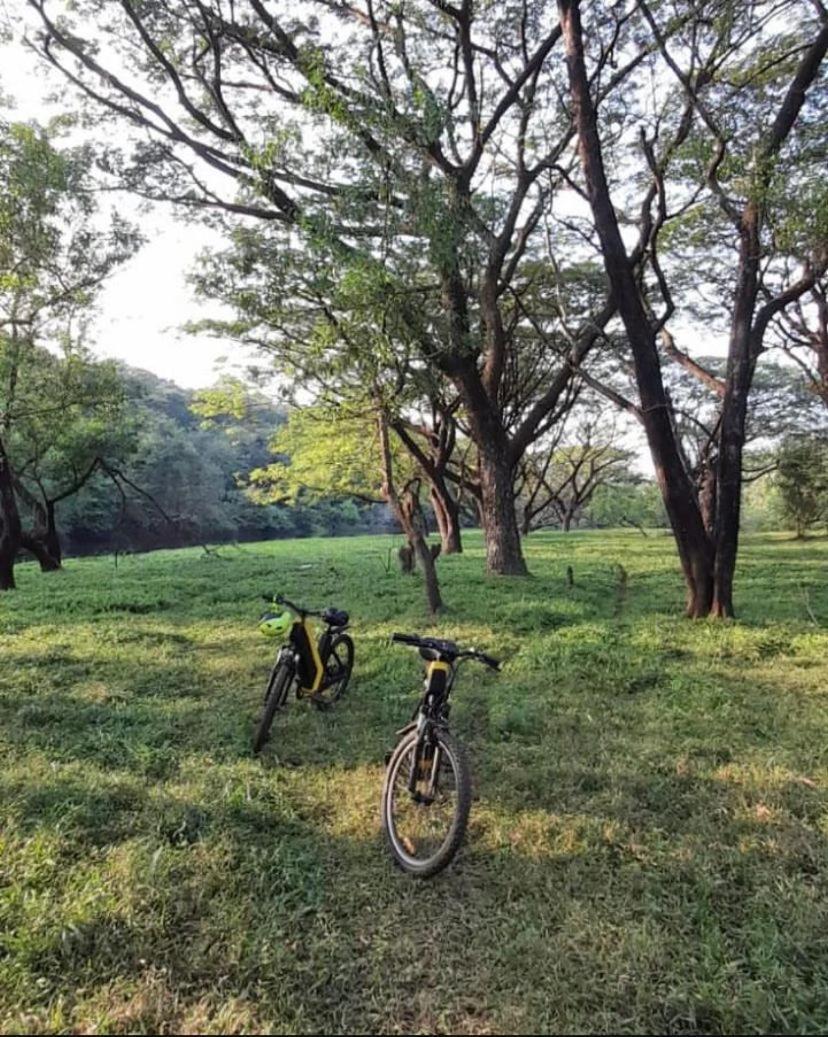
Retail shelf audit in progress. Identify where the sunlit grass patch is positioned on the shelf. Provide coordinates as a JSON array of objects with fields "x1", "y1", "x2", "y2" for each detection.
[{"x1": 1, "y1": 530, "x2": 828, "y2": 1033}]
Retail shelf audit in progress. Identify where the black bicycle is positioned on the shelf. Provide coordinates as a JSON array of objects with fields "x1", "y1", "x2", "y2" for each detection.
[
  {"x1": 253, "y1": 592, "x2": 354, "y2": 754},
  {"x1": 381, "y1": 632, "x2": 501, "y2": 877}
]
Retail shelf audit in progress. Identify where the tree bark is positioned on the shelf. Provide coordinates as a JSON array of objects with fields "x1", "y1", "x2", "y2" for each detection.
[
  {"x1": 710, "y1": 14, "x2": 828, "y2": 612},
  {"x1": 430, "y1": 484, "x2": 462, "y2": 554},
  {"x1": 378, "y1": 408, "x2": 443, "y2": 614},
  {"x1": 438, "y1": 262, "x2": 529, "y2": 575},
  {"x1": 390, "y1": 418, "x2": 463, "y2": 555},
  {"x1": 0, "y1": 441, "x2": 21, "y2": 590},
  {"x1": 44, "y1": 501, "x2": 62, "y2": 567},
  {"x1": 560, "y1": 0, "x2": 715, "y2": 616},
  {"x1": 15, "y1": 490, "x2": 63, "y2": 572},
  {"x1": 410, "y1": 531, "x2": 443, "y2": 613},
  {"x1": 710, "y1": 214, "x2": 760, "y2": 618},
  {"x1": 20, "y1": 532, "x2": 61, "y2": 572},
  {"x1": 477, "y1": 445, "x2": 527, "y2": 575}
]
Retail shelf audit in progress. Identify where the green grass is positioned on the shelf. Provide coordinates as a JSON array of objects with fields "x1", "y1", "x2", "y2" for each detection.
[{"x1": 1, "y1": 529, "x2": 828, "y2": 1035}]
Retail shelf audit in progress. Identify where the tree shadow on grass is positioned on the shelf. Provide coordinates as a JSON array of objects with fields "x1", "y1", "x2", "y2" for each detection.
[
  {"x1": 3, "y1": 629, "x2": 827, "y2": 1034},
  {"x1": 7, "y1": 767, "x2": 828, "y2": 1036}
]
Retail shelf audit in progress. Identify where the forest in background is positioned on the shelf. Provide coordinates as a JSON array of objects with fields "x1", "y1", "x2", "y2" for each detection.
[{"x1": 15, "y1": 354, "x2": 828, "y2": 563}]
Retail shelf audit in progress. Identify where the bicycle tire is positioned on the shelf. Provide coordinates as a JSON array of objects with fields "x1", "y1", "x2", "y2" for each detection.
[
  {"x1": 380, "y1": 727, "x2": 471, "y2": 878},
  {"x1": 312, "y1": 632, "x2": 355, "y2": 709},
  {"x1": 253, "y1": 659, "x2": 293, "y2": 754}
]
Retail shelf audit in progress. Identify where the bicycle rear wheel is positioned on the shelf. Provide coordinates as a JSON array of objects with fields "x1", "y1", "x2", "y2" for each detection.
[
  {"x1": 313, "y1": 632, "x2": 355, "y2": 709},
  {"x1": 381, "y1": 727, "x2": 471, "y2": 877},
  {"x1": 253, "y1": 659, "x2": 293, "y2": 754}
]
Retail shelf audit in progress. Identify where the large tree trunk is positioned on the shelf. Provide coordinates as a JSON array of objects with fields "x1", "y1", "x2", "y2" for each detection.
[
  {"x1": 561, "y1": 0, "x2": 827, "y2": 617},
  {"x1": 430, "y1": 484, "x2": 462, "y2": 554},
  {"x1": 378, "y1": 409, "x2": 443, "y2": 614},
  {"x1": 439, "y1": 262, "x2": 528, "y2": 575},
  {"x1": 0, "y1": 442, "x2": 21, "y2": 590},
  {"x1": 560, "y1": 0, "x2": 715, "y2": 616},
  {"x1": 19, "y1": 499, "x2": 62, "y2": 572},
  {"x1": 711, "y1": 349, "x2": 752, "y2": 619},
  {"x1": 478, "y1": 446, "x2": 528, "y2": 575},
  {"x1": 711, "y1": 214, "x2": 760, "y2": 619},
  {"x1": 20, "y1": 532, "x2": 61, "y2": 572}
]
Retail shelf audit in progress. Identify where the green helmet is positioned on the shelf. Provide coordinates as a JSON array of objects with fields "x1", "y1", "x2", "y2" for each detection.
[{"x1": 258, "y1": 609, "x2": 293, "y2": 638}]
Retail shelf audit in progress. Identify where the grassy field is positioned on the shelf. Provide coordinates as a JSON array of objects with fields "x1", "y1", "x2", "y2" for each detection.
[{"x1": 1, "y1": 530, "x2": 827, "y2": 1035}]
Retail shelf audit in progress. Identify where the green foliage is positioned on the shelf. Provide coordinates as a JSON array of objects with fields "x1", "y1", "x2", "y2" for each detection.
[
  {"x1": 586, "y1": 479, "x2": 668, "y2": 530},
  {"x1": 1, "y1": 530, "x2": 828, "y2": 1032},
  {"x1": 0, "y1": 119, "x2": 139, "y2": 329},
  {"x1": 1, "y1": 337, "x2": 130, "y2": 487},
  {"x1": 741, "y1": 466, "x2": 783, "y2": 533},
  {"x1": 54, "y1": 370, "x2": 381, "y2": 553},
  {"x1": 0, "y1": 117, "x2": 141, "y2": 570},
  {"x1": 249, "y1": 403, "x2": 406, "y2": 506},
  {"x1": 190, "y1": 376, "x2": 253, "y2": 424},
  {"x1": 774, "y1": 436, "x2": 828, "y2": 537}
]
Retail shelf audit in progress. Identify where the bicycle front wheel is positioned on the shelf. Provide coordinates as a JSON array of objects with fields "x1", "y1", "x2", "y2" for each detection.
[
  {"x1": 381, "y1": 727, "x2": 471, "y2": 878},
  {"x1": 252, "y1": 659, "x2": 293, "y2": 754}
]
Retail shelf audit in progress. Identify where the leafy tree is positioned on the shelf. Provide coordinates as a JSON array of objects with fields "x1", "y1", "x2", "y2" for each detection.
[
  {"x1": 54, "y1": 368, "x2": 368, "y2": 554},
  {"x1": 191, "y1": 375, "x2": 288, "y2": 471},
  {"x1": 27, "y1": 0, "x2": 625, "y2": 577},
  {"x1": 25, "y1": 0, "x2": 828, "y2": 611},
  {"x1": 252, "y1": 399, "x2": 443, "y2": 612},
  {"x1": 517, "y1": 407, "x2": 636, "y2": 533},
  {"x1": 0, "y1": 118, "x2": 138, "y2": 587},
  {"x1": 586, "y1": 480, "x2": 668, "y2": 533},
  {"x1": 775, "y1": 436, "x2": 828, "y2": 537},
  {"x1": 6, "y1": 341, "x2": 130, "y2": 568},
  {"x1": 557, "y1": 0, "x2": 828, "y2": 616},
  {"x1": 250, "y1": 403, "x2": 391, "y2": 507}
]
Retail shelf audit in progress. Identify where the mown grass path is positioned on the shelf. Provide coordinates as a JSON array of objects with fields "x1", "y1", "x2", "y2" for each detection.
[{"x1": 1, "y1": 531, "x2": 827, "y2": 1034}]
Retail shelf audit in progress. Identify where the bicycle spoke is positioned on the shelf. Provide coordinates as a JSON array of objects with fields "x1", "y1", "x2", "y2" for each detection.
[{"x1": 388, "y1": 741, "x2": 459, "y2": 863}]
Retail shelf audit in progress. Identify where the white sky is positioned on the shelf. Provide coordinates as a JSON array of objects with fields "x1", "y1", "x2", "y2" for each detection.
[{"x1": 93, "y1": 223, "x2": 242, "y2": 389}]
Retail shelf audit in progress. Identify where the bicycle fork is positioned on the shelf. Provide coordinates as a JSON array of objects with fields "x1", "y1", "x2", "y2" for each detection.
[{"x1": 407, "y1": 716, "x2": 443, "y2": 803}]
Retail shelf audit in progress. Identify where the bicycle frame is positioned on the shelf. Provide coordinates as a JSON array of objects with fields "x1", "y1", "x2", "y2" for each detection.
[
  {"x1": 399, "y1": 657, "x2": 461, "y2": 801},
  {"x1": 283, "y1": 613, "x2": 350, "y2": 697},
  {"x1": 288, "y1": 616, "x2": 326, "y2": 694},
  {"x1": 398, "y1": 656, "x2": 462, "y2": 728},
  {"x1": 383, "y1": 632, "x2": 500, "y2": 874}
]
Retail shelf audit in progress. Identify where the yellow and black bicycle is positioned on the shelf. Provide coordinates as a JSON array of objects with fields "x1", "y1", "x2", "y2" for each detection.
[
  {"x1": 253, "y1": 592, "x2": 354, "y2": 754},
  {"x1": 382, "y1": 632, "x2": 501, "y2": 877}
]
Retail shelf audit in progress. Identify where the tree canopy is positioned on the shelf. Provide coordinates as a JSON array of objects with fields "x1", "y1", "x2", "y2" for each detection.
[{"x1": 3, "y1": 0, "x2": 826, "y2": 615}]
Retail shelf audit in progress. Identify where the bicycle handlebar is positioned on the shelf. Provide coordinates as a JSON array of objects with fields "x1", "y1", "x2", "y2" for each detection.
[
  {"x1": 391, "y1": 632, "x2": 502, "y2": 672},
  {"x1": 466, "y1": 650, "x2": 502, "y2": 672},
  {"x1": 390, "y1": 632, "x2": 420, "y2": 647}
]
